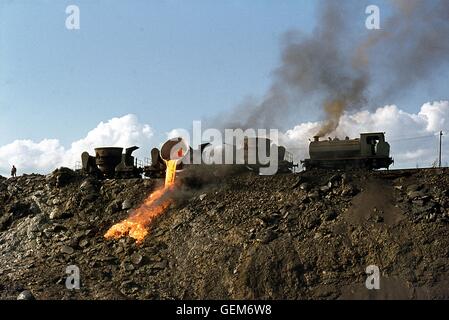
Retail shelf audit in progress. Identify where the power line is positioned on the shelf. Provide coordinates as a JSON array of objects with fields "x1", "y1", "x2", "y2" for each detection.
[{"x1": 389, "y1": 134, "x2": 436, "y2": 142}]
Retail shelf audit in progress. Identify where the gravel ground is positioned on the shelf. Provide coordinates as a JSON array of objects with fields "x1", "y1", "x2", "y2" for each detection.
[{"x1": 1, "y1": 167, "x2": 449, "y2": 300}]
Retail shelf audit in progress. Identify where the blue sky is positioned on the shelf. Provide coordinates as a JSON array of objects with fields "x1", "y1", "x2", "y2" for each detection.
[
  {"x1": 0, "y1": 0, "x2": 319, "y2": 145},
  {"x1": 0, "y1": 0, "x2": 448, "y2": 174}
]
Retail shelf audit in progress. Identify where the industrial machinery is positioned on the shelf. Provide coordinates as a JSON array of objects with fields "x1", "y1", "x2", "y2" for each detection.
[
  {"x1": 301, "y1": 132, "x2": 393, "y2": 170},
  {"x1": 81, "y1": 146, "x2": 143, "y2": 178},
  {"x1": 144, "y1": 137, "x2": 296, "y2": 177},
  {"x1": 79, "y1": 132, "x2": 392, "y2": 178},
  {"x1": 143, "y1": 147, "x2": 167, "y2": 178},
  {"x1": 143, "y1": 138, "x2": 209, "y2": 178},
  {"x1": 242, "y1": 137, "x2": 295, "y2": 174}
]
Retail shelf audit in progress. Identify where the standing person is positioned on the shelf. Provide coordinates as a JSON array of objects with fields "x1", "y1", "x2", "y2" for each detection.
[{"x1": 11, "y1": 165, "x2": 17, "y2": 177}]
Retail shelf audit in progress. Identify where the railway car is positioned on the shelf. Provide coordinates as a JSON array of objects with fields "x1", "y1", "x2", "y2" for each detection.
[{"x1": 144, "y1": 137, "x2": 296, "y2": 177}]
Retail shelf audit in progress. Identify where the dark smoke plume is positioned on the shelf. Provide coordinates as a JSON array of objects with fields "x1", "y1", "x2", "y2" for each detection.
[{"x1": 212, "y1": 0, "x2": 449, "y2": 137}]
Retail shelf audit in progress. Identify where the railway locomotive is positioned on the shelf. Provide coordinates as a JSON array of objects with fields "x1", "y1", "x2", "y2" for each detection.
[{"x1": 301, "y1": 132, "x2": 393, "y2": 170}]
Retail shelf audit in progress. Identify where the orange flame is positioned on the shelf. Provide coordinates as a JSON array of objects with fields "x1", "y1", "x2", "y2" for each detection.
[{"x1": 104, "y1": 158, "x2": 179, "y2": 244}]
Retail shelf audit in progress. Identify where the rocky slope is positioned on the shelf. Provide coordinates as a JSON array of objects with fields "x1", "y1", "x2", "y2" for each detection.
[{"x1": 1, "y1": 167, "x2": 449, "y2": 300}]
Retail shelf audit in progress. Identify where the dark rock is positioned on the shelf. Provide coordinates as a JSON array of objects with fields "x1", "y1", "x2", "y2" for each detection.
[
  {"x1": 49, "y1": 209, "x2": 73, "y2": 220},
  {"x1": 412, "y1": 199, "x2": 425, "y2": 206},
  {"x1": 322, "y1": 210, "x2": 337, "y2": 221},
  {"x1": 407, "y1": 190, "x2": 426, "y2": 199},
  {"x1": 258, "y1": 230, "x2": 278, "y2": 244},
  {"x1": 120, "y1": 280, "x2": 140, "y2": 295},
  {"x1": 7, "y1": 201, "x2": 35, "y2": 218},
  {"x1": 234, "y1": 236, "x2": 304, "y2": 299},
  {"x1": 115, "y1": 246, "x2": 124, "y2": 254},
  {"x1": 122, "y1": 200, "x2": 132, "y2": 210},
  {"x1": 329, "y1": 174, "x2": 341, "y2": 182},
  {"x1": 49, "y1": 167, "x2": 77, "y2": 188},
  {"x1": 108, "y1": 200, "x2": 121, "y2": 214},
  {"x1": 407, "y1": 184, "x2": 422, "y2": 192},
  {"x1": 124, "y1": 263, "x2": 135, "y2": 272},
  {"x1": 291, "y1": 177, "x2": 304, "y2": 189},
  {"x1": 79, "y1": 179, "x2": 99, "y2": 206},
  {"x1": 61, "y1": 245, "x2": 75, "y2": 255},
  {"x1": 151, "y1": 260, "x2": 167, "y2": 270},
  {"x1": 29, "y1": 201, "x2": 41, "y2": 214},
  {"x1": 307, "y1": 190, "x2": 320, "y2": 200},
  {"x1": 17, "y1": 290, "x2": 35, "y2": 300},
  {"x1": 80, "y1": 178, "x2": 98, "y2": 192},
  {"x1": 83, "y1": 193, "x2": 98, "y2": 203},
  {"x1": 79, "y1": 239, "x2": 89, "y2": 248},
  {"x1": 53, "y1": 224, "x2": 67, "y2": 232},
  {"x1": 130, "y1": 253, "x2": 143, "y2": 265},
  {"x1": 306, "y1": 215, "x2": 321, "y2": 229},
  {"x1": 0, "y1": 213, "x2": 12, "y2": 231},
  {"x1": 374, "y1": 215, "x2": 384, "y2": 223},
  {"x1": 341, "y1": 185, "x2": 358, "y2": 197}
]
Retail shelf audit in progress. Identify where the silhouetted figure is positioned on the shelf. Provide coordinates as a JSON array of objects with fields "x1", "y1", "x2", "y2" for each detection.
[{"x1": 11, "y1": 165, "x2": 17, "y2": 177}]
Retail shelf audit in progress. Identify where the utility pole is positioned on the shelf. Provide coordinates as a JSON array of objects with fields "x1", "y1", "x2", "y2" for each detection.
[{"x1": 439, "y1": 131, "x2": 443, "y2": 168}]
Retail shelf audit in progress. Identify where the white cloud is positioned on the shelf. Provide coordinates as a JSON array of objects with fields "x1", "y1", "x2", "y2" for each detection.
[
  {"x1": 281, "y1": 101, "x2": 449, "y2": 169},
  {"x1": 0, "y1": 114, "x2": 154, "y2": 177},
  {"x1": 0, "y1": 139, "x2": 65, "y2": 176},
  {"x1": 64, "y1": 114, "x2": 153, "y2": 167},
  {"x1": 419, "y1": 102, "x2": 449, "y2": 132}
]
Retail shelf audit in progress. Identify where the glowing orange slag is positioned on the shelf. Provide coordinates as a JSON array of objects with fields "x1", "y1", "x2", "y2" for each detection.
[{"x1": 104, "y1": 157, "x2": 179, "y2": 244}]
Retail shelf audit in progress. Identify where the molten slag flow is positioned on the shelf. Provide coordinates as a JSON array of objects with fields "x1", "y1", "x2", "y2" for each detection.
[{"x1": 104, "y1": 159, "x2": 178, "y2": 244}]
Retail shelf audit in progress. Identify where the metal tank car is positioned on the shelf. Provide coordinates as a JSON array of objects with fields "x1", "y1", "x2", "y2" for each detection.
[
  {"x1": 79, "y1": 137, "x2": 296, "y2": 180},
  {"x1": 145, "y1": 137, "x2": 296, "y2": 177},
  {"x1": 301, "y1": 132, "x2": 394, "y2": 170},
  {"x1": 81, "y1": 146, "x2": 143, "y2": 178}
]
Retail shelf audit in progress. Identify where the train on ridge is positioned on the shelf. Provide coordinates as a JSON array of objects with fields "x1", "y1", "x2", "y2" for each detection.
[{"x1": 79, "y1": 132, "x2": 394, "y2": 178}]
